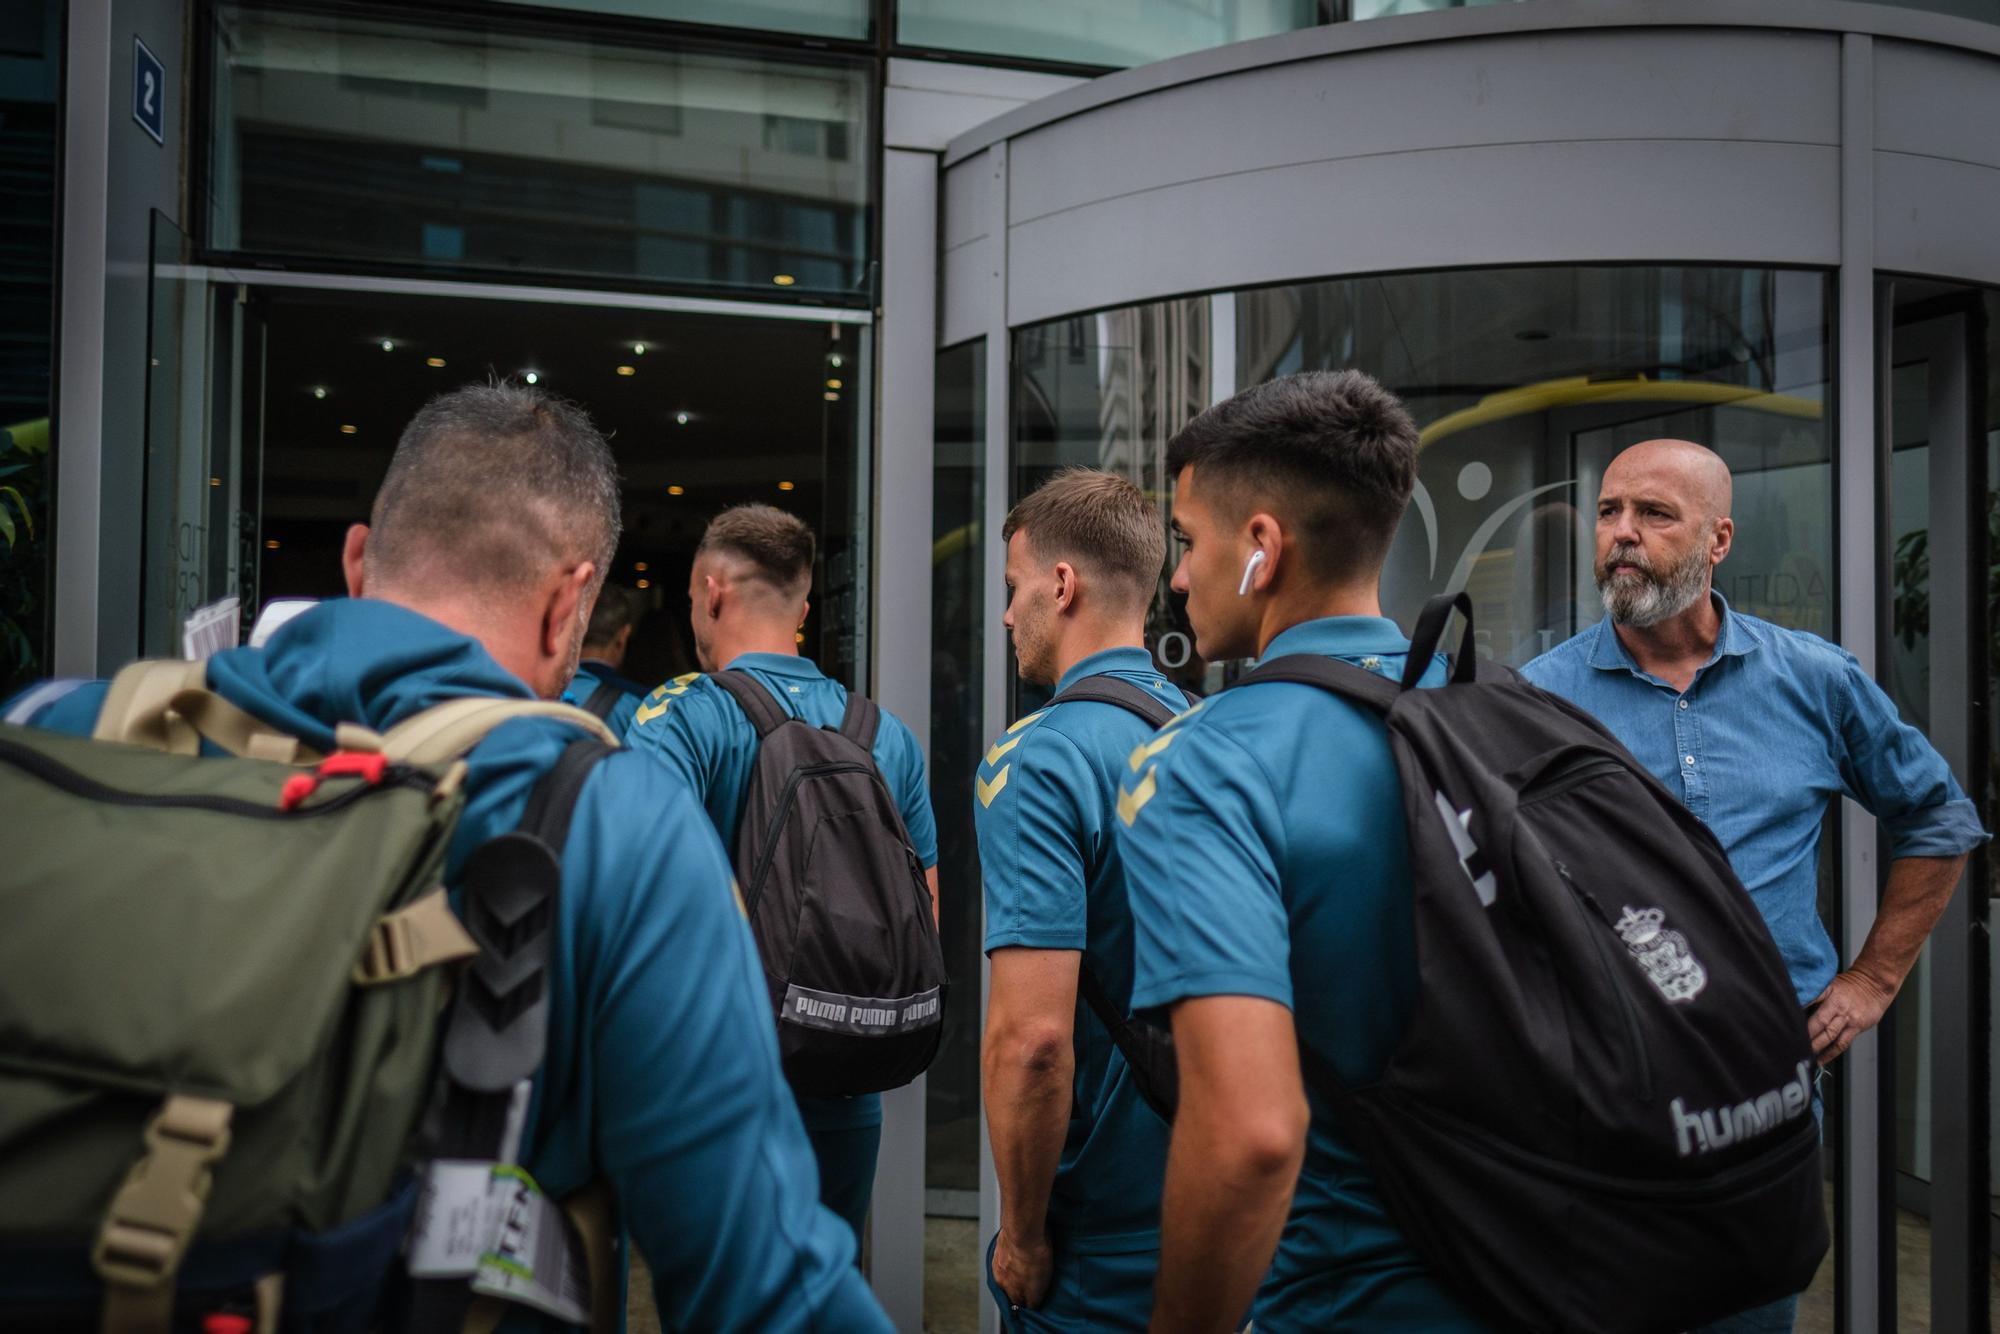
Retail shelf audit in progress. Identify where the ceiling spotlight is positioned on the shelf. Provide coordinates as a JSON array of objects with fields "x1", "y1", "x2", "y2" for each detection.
[
  {"x1": 524, "y1": 371, "x2": 539, "y2": 385},
  {"x1": 633, "y1": 343, "x2": 647, "y2": 356},
  {"x1": 667, "y1": 485, "x2": 685, "y2": 496},
  {"x1": 616, "y1": 365, "x2": 636, "y2": 377},
  {"x1": 426, "y1": 357, "x2": 446, "y2": 368},
  {"x1": 265, "y1": 539, "x2": 280, "y2": 550},
  {"x1": 636, "y1": 578, "x2": 650, "y2": 589},
  {"x1": 777, "y1": 480, "x2": 796, "y2": 492},
  {"x1": 339, "y1": 424, "x2": 358, "y2": 434},
  {"x1": 772, "y1": 274, "x2": 796, "y2": 287},
  {"x1": 825, "y1": 378, "x2": 842, "y2": 390},
  {"x1": 312, "y1": 387, "x2": 327, "y2": 400},
  {"x1": 823, "y1": 391, "x2": 840, "y2": 402},
  {"x1": 380, "y1": 339, "x2": 394, "y2": 352},
  {"x1": 634, "y1": 561, "x2": 649, "y2": 573},
  {"x1": 209, "y1": 477, "x2": 221, "y2": 488},
  {"x1": 674, "y1": 411, "x2": 690, "y2": 426},
  {"x1": 828, "y1": 354, "x2": 843, "y2": 369}
]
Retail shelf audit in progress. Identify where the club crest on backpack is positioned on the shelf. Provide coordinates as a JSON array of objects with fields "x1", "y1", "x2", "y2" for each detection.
[{"x1": 1615, "y1": 905, "x2": 1708, "y2": 1004}]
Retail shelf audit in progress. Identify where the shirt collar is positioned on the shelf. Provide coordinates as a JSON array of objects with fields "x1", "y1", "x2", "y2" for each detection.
[
  {"x1": 722, "y1": 651, "x2": 825, "y2": 681},
  {"x1": 1056, "y1": 645, "x2": 1159, "y2": 697},
  {"x1": 1261, "y1": 615, "x2": 1412, "y2": 662},
  {"x1": 1585, "y1": 592, "x2": 1763, "y2": 677}
]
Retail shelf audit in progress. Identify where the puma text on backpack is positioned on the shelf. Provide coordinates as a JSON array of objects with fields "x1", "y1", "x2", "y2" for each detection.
[
  {"x1": 710, "y1": 671, "x2": 947, "y2": 1097},
  {"x1": 1236, "y1": 593, "x2": 1826, "y2": 1334},
  {"x1": 1039, "y1": 675, "x2": 1195, "y2": 1124},
  {"x1": 0, "y1": 659, "x2": 621, "y2": 1334}
]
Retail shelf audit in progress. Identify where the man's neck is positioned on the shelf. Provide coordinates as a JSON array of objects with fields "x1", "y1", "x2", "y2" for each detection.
[
  {"x1": 708, "y1": 624, "x2": 804, "y2": 671},
  {"x1": 1610, "y1": 589, "x2": 1722, "y2": 689},
  {"x1": 1050, "y1": 621, "x2": 1149, "y2": 686},
  {"x1": 1255, "y1": 584, "x2": 1382, "y2": 658}
]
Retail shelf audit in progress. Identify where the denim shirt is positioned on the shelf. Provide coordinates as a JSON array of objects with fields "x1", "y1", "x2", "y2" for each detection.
[{"x1": 1524, "y1": 596, "x2": 1989, "y2": 1004}]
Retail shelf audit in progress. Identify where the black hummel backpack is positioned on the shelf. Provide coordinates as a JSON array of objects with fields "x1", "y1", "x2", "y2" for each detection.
[
  {"x1": 710, "y1": 670, "x2": 947, "y2": 1097},
  {"x1": 1234, "y1": 592, "x2": 1826, "y2": 1334},
  {"x1": 1040, "y1": 675, "x2": 1198, "y2": 1123}
]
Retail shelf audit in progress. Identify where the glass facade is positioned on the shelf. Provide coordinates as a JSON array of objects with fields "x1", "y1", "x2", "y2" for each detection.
[
  {"x1": 488, "y1": 0, "x2": 871, "y2": 42},
  {"x1": 0, "y1": 0, "x2": 58, "y2": 699},
  {"x1": 899, "y1": 0, "x2": 1334, "y2": 69},
  {"x1": 209, "y1": 6, "x2": 874, "y2": 299}
]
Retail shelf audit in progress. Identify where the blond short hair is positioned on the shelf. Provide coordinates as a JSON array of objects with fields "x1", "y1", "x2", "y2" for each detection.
[
  {"x1": 698, "y1": 504, "x2": 815, "y2": 594},
  {"x1": 1002, "y1": 468, "x2": 1165, "y2": 609}
]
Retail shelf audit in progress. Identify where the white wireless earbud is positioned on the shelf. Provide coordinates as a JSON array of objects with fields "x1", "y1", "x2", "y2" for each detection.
[{"x1": 1237, "y1": 549, "x2": 1268, "y2": 597}]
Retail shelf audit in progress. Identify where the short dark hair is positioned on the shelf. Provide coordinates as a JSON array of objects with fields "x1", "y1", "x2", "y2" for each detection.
[
  {"x1": 1166, "y1": 370, "x2": 1419, "y2": 582},
  {"x1": 1003, "y1": 468, "x2": 1164, "y2": 610},
  {"x1": 583, "y1": 584, "x2": 641, "y2": 649},
  {"x1": 368, "y1": 381, "x2": 621, "y2": 596},
  {"x1": 699, "y1": 504, "x2": 815, "y2": 594}
]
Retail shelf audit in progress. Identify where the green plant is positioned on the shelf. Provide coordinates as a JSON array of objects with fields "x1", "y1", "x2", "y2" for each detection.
[{"x1": 0, "y1": 418, "x2": 50, "y2": 699}]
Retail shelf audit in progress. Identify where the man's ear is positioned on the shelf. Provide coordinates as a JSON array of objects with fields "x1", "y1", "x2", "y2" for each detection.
[
  {"x1": 1244, "y1": 512, "x2": 1284, "y2": 592},
  {"x1": 798, "y1": 597, "x2": 811, "y2": 629},
  {"x1": 1052, "y1": 560, "x2": 1079, "y2": 614},
  {"x1": 341, "y1": 524, "x2": 370, "y2": 598},
  {"x1": 704, "y1": 573, "x2": 725, "y2": 622},
  {"x1": 544, "y1": 562, "x2": 596, "y2": 660},
  {"x1": 1711, "y1": 516, "x2": 1735, "y2": 567}
]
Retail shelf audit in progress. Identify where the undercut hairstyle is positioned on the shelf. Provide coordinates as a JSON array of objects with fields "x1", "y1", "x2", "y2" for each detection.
[
  {"x1": 583, "y1": 584, "x2": 640, "y2": 649},
  {"x1": 1166, "y1": 369, "x2": 1419, "y2": 584},
  {"x1": 366, "y1": 381, "x2": 622, "y2": 598},
  {"x1": 698, "y1": 504, "x2": 816, "y2": 595},
  {"x1": 1002, "y1": 468, "x2": 1165, "y2": 610}
]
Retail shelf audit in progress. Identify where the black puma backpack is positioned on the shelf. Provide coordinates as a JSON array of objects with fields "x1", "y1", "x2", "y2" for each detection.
[
  {"x1": 710, "y1": 670, "x2": 947, "y2": 1097},
  {"x1": 1232, "y1": 592, "x2": 1826, "y2": 1334}
]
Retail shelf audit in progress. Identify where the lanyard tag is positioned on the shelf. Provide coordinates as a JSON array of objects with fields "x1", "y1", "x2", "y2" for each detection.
[{"x1": 469, "y1": 1165, "x2": 593, "y2": 1324}]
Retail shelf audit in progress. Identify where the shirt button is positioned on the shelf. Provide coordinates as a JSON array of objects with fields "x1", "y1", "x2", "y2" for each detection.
[
  {"x1": 1684, "y1": 755, "x2": 1696, "y2": 766},
  {"x1": 1678, "y1": 699, "x2": 1689, "y2": 710}
]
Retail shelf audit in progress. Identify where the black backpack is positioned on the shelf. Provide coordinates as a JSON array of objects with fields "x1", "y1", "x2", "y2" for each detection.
[
  {"x1": 580, "y1": 680, "x2": 624, "y2": 721},
  {"x1": 710, "y1": 670, "x2": 947, "y2": 1097},
  {"x1": 1040, "y1": 675, "x2": 1193, "y2": 1124},
  {"x1": 1233, "y1": 593, "x2": 1826, "y2": 1334}
]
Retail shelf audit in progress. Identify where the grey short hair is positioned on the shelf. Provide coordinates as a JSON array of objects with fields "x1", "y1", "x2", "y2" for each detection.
[{"x1": 367, "y1": 381, "x2": 622, "y2": 596}]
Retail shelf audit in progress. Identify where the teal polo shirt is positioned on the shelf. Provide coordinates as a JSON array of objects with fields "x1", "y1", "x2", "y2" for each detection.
[
  {"x1": 976, "y1": 646, "x2": 1181, "y2": 1253},
  {"x1": 626, "y1": 651, "x2": 938, "y2": 1133},
  {"x1": 1115, "y1": 617, "x2": 1489, "y2": 1332}
]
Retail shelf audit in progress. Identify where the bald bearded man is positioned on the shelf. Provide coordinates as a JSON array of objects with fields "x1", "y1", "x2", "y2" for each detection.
[{"x1": 1523, "y1": 439, "x2": 1987, "y2": 1334}]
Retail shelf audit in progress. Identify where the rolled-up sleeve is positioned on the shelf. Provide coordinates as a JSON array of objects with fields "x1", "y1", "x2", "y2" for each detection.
[{"x1": 1836, "y1": 654, "x2": 1991, "y2": 859}]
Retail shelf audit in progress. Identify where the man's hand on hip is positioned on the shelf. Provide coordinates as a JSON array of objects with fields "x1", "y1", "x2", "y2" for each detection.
[
  {"x1": 992, "y1": 1228, "x2": 1055, "y2": 1310},
  {"x1": 1808, "y1": 969, "x2": 1894, "y2": 1065}
]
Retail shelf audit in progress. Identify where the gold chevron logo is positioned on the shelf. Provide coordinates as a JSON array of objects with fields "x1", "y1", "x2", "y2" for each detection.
[
  {"x1": 1007, "y1": 710, "x2": 1046, "y2": 735},
  {"x1": 985, "y1": 733, "x2": 1025, "y2": 767},
  {"x1": 977, "y1": 764, "x2": 1011, "y2": 808},
  {"x1": 1127, "y1": 730, "x2": 1179, "y2": 773},
  {"x1": 634, "y1": 697, "x2": 671, "y2": 726},
  {"x1": 1118, "y1": 766, "x2": 1158, "y2": 826}
]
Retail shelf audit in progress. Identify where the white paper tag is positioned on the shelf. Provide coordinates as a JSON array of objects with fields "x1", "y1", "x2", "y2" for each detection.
[
  {"x1": 180, "y1": 596, "x2": 241, "y2": 661},
  {"x1": 470, "y1": 1166, "x2": 592, "y2": 1325},
  {"x1": 406, "y1": 1160, "x2": 509, "y2": 1279}
]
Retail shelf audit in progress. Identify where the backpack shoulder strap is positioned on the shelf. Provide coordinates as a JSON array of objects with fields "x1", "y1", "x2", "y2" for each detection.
[
  {"x1": 93, "y1": 658, "x2": 320, "y2": 764},
  {"x1": 1236, "y1": 653, "x2": 1404, "y2": 714},
  {"x1": 709, "y1": 668, "x2": 790, "y2": 740},
  {"x1": 580, "y1": 680, "x2": 624, "y2": 722},
  {"x1": 377, "y1": 698, "x2": 618, "y2": 766},
  {"x1": 518, "y1": 736, "x2": 614, "y2": 853},
  {"x1": 837, "y1": 690, "x2": 881, "y2": 752},
  {"x1": 1048, "y1": 675, "x2": 1181, "y2": 730},
  {"x1": 1076, "y1": 961, "x2": 1129, "y2": 1037}
]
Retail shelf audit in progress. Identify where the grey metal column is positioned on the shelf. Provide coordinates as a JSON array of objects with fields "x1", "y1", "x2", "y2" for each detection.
[
  {"x1": 873, "y1": 146, "x2": 941, "y2": 1333},
  {"x1": 1835, "y1": 31, "x2": 1884, "y2": 1334},
  {"x1": 977, "y1": 140, "x2": 1011, "y2": 1334},
  {"x1": 53, "y1": 0, "x2": 111, "y2": 676}
]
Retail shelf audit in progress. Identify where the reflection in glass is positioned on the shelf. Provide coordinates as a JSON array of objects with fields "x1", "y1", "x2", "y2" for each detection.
[
  {"x1": 899, "y1": 0, "x2": 1333, "y2": 69},
  {"x1": 487, "y1": 0, "x2": 870, "y2": 41},
  {"x1": 209, "y1": 6, "x2": 873, "y2": 298},
  {"x1": 1238, "y1": 267, "x2": 1834, "y2": 665},
  {"x1": 927, "y1": 341, "x2": 985, "y2": 1322}
]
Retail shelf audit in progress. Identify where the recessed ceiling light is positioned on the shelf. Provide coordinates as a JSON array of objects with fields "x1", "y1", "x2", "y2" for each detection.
[
  {"x1": 209, "y1": 477, "x2": 220, "y2": 487},
  {"x1": 828, "y1": 354, "x2": 843, "y2": 369},
  {"x1": 340, "y1": 424, "x2": 358, "y2": 434},
  {"x1": 636, "y1": 578, "x2": 650, "y2": 589},
  {"x1": 826, "y1": 378, "x2": 842, "y2": 390},
  {"x1": 426, "y1": 357, "x2": 446, "y2": 368},
  {"x1": 265, "y1": 539, "x2": 280, "y2": 550},
  {"x1": 667, "y1": 485, "x2": 685, "y2": 496},
  {"x1": 823, "y1": 391, "x2": 840, "y2": 402},
  {"x1": 634, "y1": 561, "x2": 649, "y2": 573},
  {"x1": 633, "y1": 343, "x2": 646, "y2": 356},
  {"x1": 312, "y1": 387, "x2": 327, "y2": 399},
  {"x1": 777, "y1": 480, "x2": 795, "y2": 492},
  {"x1": 616, "y1": 365, "x2": 636, "y2": 377},
  {"x1": 772, "y1": 274, "x2": 796, "y2": 287},
  {"x1": 524, "y1": 371, "x2": 539, "y2": 385},
  {"x1": 674, "y1": 411, "x2": 690, "y2": 426},
  {"x1": 380, "y1": 339, "x2": 394, "y2": 352}
]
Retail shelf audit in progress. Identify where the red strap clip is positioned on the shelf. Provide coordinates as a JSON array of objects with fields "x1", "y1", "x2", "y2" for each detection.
[{"x1": 278, "y1": 751, "x2": 391, "y2": 812}]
